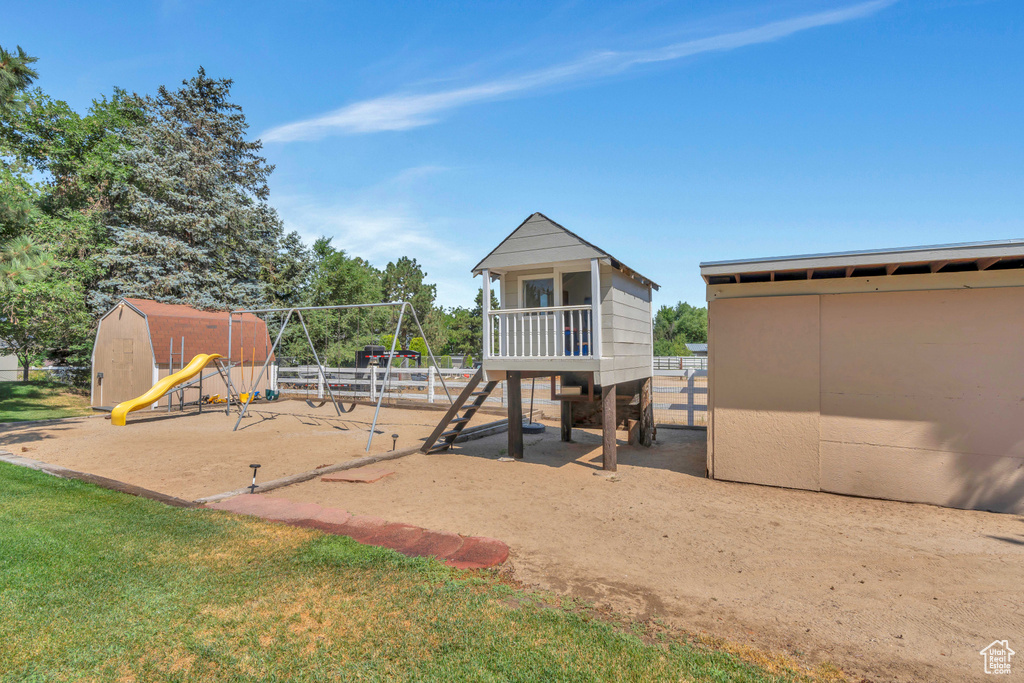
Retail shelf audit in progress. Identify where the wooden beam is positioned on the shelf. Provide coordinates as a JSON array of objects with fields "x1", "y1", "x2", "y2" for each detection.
[
  {"x1": 627, "y1": 419, "x2": 638, "y2": 445},
  {"x1": 518, "y1": 370, "x2": 557, "y2": 379},
  {"x1": 977, "y1": 257, "x2": 999, "y2": 270},
  {"x1": 507, "y1": 371, "x2": 523, "y2": 460},
  {"x1": 929, "y1": 260, "x2": 949, "y2": 273},
  {"x1": 602, "y1": 383, "x2": 617, "y2": 472},
  {"x1": 560, "y1": 400, "x2": 573, "y2": 442},
  {"x1": 639, "y1": 376, "x2": 654, "y2": 447},
  {"x1": 845, "y1": 266, "x2": 855, "y2": 278},
  {"x1": 885, "y1": 264, "x2": 898, "y2": 275}
]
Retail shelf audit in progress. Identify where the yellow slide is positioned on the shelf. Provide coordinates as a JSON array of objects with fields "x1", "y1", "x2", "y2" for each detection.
[{"x1": 111, "y1": 353, "x2": 222, "y2": 426}]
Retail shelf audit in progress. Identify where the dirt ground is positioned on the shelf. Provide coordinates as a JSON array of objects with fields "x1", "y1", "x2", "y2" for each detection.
[
  {"x1": 0, "y1": 400, "x2": 493, "y2": 501},
  {"x1": 3, "y1": 404, "x2": 1022, "y2": 682}
]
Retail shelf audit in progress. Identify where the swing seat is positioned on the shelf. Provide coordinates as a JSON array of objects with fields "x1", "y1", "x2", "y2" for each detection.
[{"x1": 305, "y1": 398, "x2": 358, "y2": 413}]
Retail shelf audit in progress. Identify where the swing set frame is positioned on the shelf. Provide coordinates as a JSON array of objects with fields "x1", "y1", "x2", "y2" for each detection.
[{"x1": 226, "y1": 301, "x2": 452, "y2": 451}]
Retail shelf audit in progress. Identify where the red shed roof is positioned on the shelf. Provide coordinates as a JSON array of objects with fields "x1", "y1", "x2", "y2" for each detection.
[{"x1": 120, "y1": 298, "x2": 274, "y2": 366}]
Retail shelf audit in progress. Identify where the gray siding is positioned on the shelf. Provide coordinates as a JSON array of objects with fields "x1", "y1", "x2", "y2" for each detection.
[
  {"x1": 596, "y1": 265, "x2": 653, "y2": 386},
  {"x1": 476, "y1": 215, "x2": 604, "y2": 271},
  {"x1": 499, "y1": 268, "x2": 552, "y2": 309}
]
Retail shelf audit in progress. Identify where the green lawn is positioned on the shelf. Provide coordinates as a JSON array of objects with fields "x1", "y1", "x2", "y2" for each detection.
[
  {"x1": 0, "y1": 380, "x2": 93, "y2": 423},
  {"x1": 0, "y1": 462, "x2": 844, "y2": 682}
]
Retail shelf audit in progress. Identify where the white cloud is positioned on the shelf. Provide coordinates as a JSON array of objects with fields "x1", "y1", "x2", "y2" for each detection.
[
  {"x1": 262, "y1": 1, "x2": 895, "y2": 142},
  {"x1": 277, "y1": 200, "x2": 457, "y2": 263},
  {"x1": 273, "y1": 188, "x2": 481, "y2": 307}
]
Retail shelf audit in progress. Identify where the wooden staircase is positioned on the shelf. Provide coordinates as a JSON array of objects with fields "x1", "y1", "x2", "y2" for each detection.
[{"x1": 421, "y1": 369, "x2": 499, "y2": 453}]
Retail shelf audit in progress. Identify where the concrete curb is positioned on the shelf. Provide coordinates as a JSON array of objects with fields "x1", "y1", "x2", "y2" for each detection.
[
  {"x1": 194, "y1": 445, "x2": 423, "y2": 504},
  {"x1": 0, "y1": 451, "x2": 198, "y2": 508}
]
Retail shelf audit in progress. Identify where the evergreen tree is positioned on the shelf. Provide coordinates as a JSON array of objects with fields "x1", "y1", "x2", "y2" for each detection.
[
  {"x1": 0, "y1": 44, "x2": 51, "y2": 286},
  {"x1": 94, "y1": 68, "x2": 286, "y2": 312},
  {"x1": 0, "y1": 45, "x2": 37, "y2": 113},
  {"x1": 381, "y1": 256, "x2": 437, "y2": 344}
]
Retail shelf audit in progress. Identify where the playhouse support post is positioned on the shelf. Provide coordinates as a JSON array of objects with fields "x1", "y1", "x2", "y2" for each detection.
[
  {"x1": 640, "y1": 376, "x2": 654, "y2": 447},
  {"x1": 507, "y1": 371, "x2": 523, "y2": 460},
  {"x1": 481, "y1": 269, "x2": 491, "y2": 360},
  {"x1": 560, "y1": 400, "x2": 573, "y2": 442},
  {"x1": 602, "y1": 383, "x2": 617, "y2": 471}
]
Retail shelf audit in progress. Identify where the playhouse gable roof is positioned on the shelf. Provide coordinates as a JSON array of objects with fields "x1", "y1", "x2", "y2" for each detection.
[{"x1": 472, "y1": 213, "x2": 658, "y2": 289}]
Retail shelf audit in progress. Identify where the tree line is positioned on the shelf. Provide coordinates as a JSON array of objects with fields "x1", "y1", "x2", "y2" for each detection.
[{"x1": 0, "y1": 46, "x2": 490, "y2": 379}]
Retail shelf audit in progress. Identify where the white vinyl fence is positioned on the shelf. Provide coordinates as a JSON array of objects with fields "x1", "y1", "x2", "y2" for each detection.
[
  {"x1": 273, "y1": 366, "x2": 707, "y2": 427},
  {"x1": 653, "y1": 355, "x2": 707, "y2": 371}
]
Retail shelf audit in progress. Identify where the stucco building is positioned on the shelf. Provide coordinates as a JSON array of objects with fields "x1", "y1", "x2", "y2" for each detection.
[{"x1": 701, "y1": 239, "x2": 1024, "y2": 514}]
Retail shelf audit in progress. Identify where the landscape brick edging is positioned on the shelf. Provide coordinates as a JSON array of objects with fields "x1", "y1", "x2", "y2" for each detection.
[{"x1": 206, "y1": 494, "x2": 510, "y2": 569}]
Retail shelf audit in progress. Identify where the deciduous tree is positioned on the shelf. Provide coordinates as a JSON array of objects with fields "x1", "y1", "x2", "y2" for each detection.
[{"x1": 653, "y1": 302, "x2": 707, "y2": 356}]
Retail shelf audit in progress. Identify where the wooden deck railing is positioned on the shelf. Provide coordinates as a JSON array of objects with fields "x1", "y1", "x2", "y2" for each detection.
[{"x1": 486, "y1": 305, "x2": 594, "y2": 359}]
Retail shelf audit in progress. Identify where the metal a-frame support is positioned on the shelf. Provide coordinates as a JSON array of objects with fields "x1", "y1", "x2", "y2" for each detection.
[{"x1": 228, "y1": 301, "x2": 452, "y2": 452}]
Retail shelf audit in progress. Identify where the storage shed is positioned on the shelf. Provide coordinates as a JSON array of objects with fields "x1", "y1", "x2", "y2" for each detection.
[
  {"x1": 91, "y1": 299, "x2": 272, "y2": 409},
  {"x1": 701, "y1": 239, "x2": 1024, "y2": 514}
]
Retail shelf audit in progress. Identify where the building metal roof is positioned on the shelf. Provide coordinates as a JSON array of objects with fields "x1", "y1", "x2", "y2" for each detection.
[
  {"x1": 473, "y1": 212, "x2": 660, "y2": 290},
  {"x1": 117, "y1": 298, "x2": 273, "y2": 365},
  {"x1": 685, "y1": 343, "x2": 708, "y2": 354},
  {"x1": 700, "y1": 238, "x2": 1024, "y2": 285}
]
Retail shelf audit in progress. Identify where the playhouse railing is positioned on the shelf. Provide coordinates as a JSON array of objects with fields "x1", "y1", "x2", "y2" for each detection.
[{"x1": 486, "y1": 305, "x2": 594, "y2": 359}]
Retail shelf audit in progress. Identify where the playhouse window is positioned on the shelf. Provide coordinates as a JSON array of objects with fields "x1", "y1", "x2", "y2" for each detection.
[{"x1": 522, "y1": 278, "x2": 554, "y2": 308}]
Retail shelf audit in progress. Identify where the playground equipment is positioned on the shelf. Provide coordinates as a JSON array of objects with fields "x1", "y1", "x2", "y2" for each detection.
[
  {"x1": 226, "y1": 301, "x2": 451, "y2": 451},
  {"x1": 110, "y1": 354, "x2": 223, "y2": 426}
]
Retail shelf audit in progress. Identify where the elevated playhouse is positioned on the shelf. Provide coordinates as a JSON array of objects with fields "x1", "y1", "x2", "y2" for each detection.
[{"x1": 422, "y1": 213, "x2": 660, "y2": 469}]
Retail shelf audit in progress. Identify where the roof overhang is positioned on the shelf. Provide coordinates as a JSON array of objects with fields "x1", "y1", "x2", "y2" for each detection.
[
  {"x1": 473, "y1": 257, "x2": 660, "y2": 290},
  {"x1": 700, "y1": 239, "x2": 1024, "y2": 285}
]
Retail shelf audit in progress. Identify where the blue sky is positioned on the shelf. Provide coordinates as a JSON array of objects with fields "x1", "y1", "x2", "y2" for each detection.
[{"x1": 5, "y1": 1, "x2": 1023, "y2": 309}]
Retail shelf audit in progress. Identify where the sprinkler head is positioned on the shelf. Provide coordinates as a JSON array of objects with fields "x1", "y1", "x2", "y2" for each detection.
[{"x1": 248, "y1": 464, "x2": 261, "y2": 494}]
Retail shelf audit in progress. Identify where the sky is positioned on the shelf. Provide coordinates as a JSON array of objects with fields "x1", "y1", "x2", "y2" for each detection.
[{"x1": 5, "y1": 0, "x2": 1023, "y2": 310}]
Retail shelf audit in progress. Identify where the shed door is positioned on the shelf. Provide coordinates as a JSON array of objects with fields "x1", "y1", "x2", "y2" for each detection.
[{"x1": 109, "y1": 338, "x2": 136, "y2": 402}]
